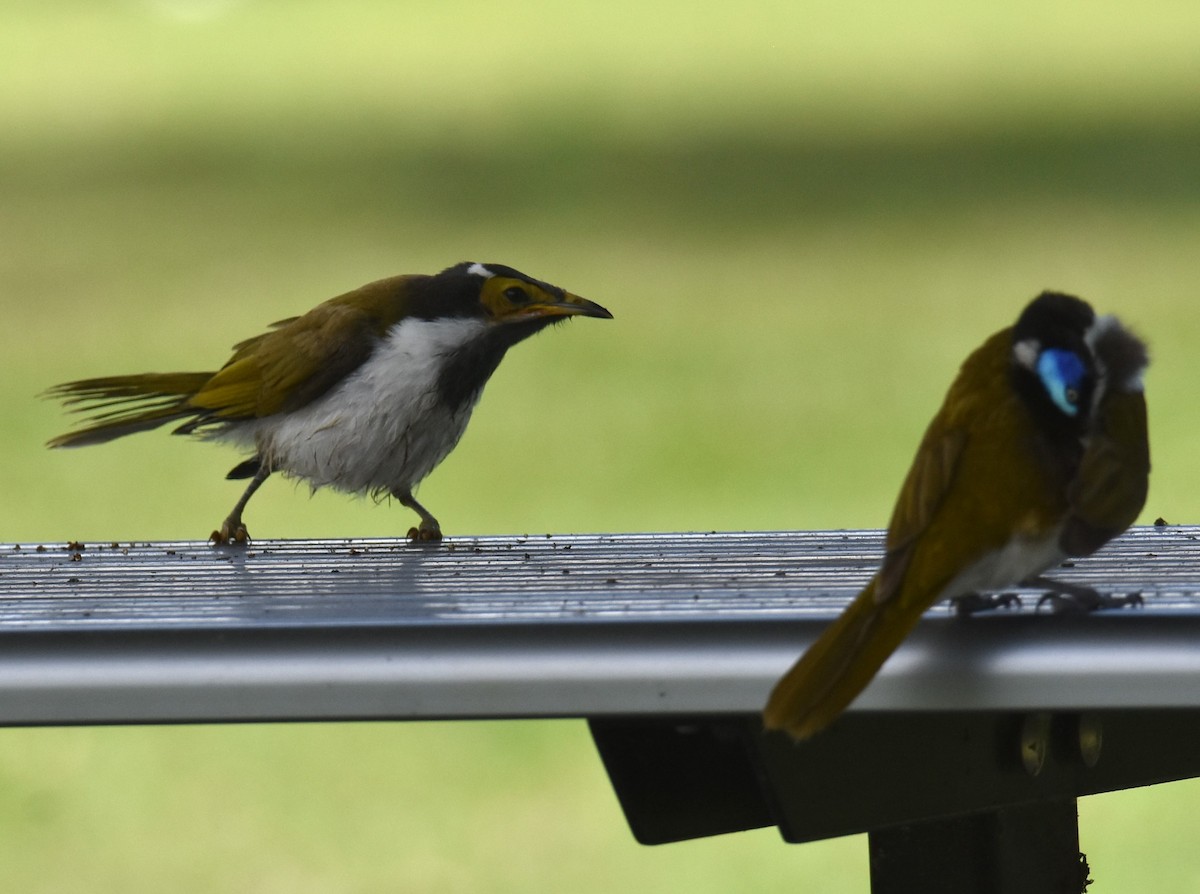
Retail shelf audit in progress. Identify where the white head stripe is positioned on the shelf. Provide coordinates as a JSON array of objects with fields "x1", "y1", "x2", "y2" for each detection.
[{"x1": 467, "y1": 263, "x2": 494, "y2": 279}]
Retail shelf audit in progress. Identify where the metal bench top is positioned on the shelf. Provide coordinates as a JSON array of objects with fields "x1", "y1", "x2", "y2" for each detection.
[{"x1": 0, "y1": 525, "x2": 1196, "y2": 725}]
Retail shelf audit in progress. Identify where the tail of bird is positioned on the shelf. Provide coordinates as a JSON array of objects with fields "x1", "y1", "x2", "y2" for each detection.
[
  {"x1": 763, "y1": 576, "x2": 926, "y2": 740},
  {"x1": 44, "y1": 373, "x2": 214, "y2": 447}
]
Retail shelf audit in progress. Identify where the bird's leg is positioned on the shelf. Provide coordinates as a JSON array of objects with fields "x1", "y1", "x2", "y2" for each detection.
[
  {"x1": 394, "y1": 488, "x2": 442, "y2": 543},
  {"x1": 952, "y1": 592, "x2": 1023, "y2": 617},
  {"x1": 1028, "y1": 576, "x2": 1144, "y2": 614},
  {"x1": 211, "y1": 465, "x2": 272, "y2": 545}
]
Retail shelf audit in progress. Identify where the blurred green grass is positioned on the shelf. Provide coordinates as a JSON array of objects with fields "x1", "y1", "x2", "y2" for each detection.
[{"x1": 3, "y1": 1, "x2": 1200, "y2": 891}]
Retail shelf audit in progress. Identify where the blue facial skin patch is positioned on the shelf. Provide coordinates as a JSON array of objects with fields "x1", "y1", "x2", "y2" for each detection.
[{"x1": 1037, "y1": 348, "x2": 1087, "y2": 417}]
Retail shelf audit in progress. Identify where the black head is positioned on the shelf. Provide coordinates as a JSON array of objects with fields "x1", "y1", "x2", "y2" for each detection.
[
  {"x1": 1010, "y1": 292, "x2": 1098, "y2": 433},
  {"x1": 420, "y1": 262, "x2": 611, "y2": 411},
  {"x1": 405, "y1": 262, "x2": 610, "y2": 325}
]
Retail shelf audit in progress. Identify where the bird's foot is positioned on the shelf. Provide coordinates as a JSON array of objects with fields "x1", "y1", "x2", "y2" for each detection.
[
  {"x1": 394, "y1": 489, "x2": 442, "y2": 544},
  {"x1": 1036, "y1": 586, "x2": 1143, "y2": 614},
  {"x1": 210, "y1": 518, "x2": 250, "y2": 546},
  {"x1": 953, "y1": 592, "x2": 1022, "y2": 617},
  {"x1": 406, "y1": 521, "x2": 443, "y2": 544},
  {"x1": 1025, "y1": 575, "x2": 1144, "y2": 613}
]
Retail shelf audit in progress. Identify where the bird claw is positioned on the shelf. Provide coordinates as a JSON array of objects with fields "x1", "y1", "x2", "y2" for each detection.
[
  {"x1": 1036, "y1": 588, "x2": 1143, "y2": 614},
  {"x1": 210, "y1": 520, "x2": 250, "y2": 546},
  {"x1": 406, "y1": 524, "x2": 443, "y2": 544},
  {"x1": 953, "y1": 592, "x2": 1023, "y2": 617}
]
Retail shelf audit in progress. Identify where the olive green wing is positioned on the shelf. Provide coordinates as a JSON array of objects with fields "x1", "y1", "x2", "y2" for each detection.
[
  {"x1": 872, "y1": 329, "x2": 1024, "y2": 605},
  {"x1": 873, "y1": 424, "x2": 968, "y2": 604},
  {"x1": 184, "y1": 276, "x2": 415, "y2": 424},
  {"x1": 1061, "y1": 389, "x2": 1150, "y2": 556}
]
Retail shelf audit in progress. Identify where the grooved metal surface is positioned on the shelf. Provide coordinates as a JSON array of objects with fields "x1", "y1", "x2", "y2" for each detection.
[{"x1": 0, "y1": 526, "x2": 1195, "y2": 724}]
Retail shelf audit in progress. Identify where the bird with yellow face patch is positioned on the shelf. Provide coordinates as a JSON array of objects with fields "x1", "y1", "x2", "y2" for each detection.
[
  {"x1": 764, "y1": 292, "x2": 1149, "y2": 740},
  {"x1": 45, "y1": 262, "x2": 612, "y2": 543}
]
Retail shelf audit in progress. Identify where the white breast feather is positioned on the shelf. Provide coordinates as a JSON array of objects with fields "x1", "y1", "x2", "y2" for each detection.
[{"x1": 216, "y1": 316, "x2": 491, "y2": 495}]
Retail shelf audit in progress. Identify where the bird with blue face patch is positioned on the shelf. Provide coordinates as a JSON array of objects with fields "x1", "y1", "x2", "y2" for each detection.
[
  {"x1": 764, "y1": 291, "x2": 1149, "y2": 740},
  {"x1": 45, "y1": 262, "x2": 612, "y2": 544}
]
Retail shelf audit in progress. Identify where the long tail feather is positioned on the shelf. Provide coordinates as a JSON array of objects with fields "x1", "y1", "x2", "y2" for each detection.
[
  {"x1": 763, "y1": 577, "x2": 926, "y2": 740},
  {"x1": 43, "y1": 372, "x2": 214, "y2": 448}
]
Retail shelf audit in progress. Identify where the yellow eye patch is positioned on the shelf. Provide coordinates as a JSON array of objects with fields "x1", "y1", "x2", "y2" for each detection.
[{"x1": 479, "y1": 276, "x2": 562, "y2": 318}]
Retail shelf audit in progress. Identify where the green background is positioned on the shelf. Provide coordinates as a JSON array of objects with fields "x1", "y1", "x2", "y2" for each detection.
[{"x1": 3, "y1": 1, "x2": 1200, "y2": 890}]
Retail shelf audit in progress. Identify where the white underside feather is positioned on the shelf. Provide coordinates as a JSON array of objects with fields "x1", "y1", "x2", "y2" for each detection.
[{"x1": 211, "y1": 316, "x2": 490, "y2": 495}]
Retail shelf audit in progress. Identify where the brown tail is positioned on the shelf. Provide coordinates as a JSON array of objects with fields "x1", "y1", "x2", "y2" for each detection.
[
  {"x1": 763, "y1": 577, "x2": 926, "y2": 740},
  {"x1": 43, "y1": 372, "x2": 214, "y2": 447}
]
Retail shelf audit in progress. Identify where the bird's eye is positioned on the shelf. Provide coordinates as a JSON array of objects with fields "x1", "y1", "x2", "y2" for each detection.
[{"x1": 504, "y1": 286, "x2": 529, "y2": 304}]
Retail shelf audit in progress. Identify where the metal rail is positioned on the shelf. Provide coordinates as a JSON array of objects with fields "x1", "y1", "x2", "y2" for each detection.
[
  {"x1": 6, "y1": 524, "x2": 1200, "y2": 889},
  {"x1": 0, "y1": 525, "x2": 1194, "y2": 725}
]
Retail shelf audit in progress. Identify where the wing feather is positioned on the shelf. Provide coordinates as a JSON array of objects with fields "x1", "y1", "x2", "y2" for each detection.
[
  {"x1": 1061, "y1": 389, "x2": 1149, "y2": 555},
  {"x1": 186, "y1": 276, "x2": 417, "y2": 422}
]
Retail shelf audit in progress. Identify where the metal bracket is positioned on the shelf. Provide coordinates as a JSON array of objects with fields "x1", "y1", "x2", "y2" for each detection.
[
  {"x1": 867, "y1": 798, "x2": 1087, "y2": 894},
  {"x1": 590, "y1": 710, "x2": 1200, "y2": 891}
]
